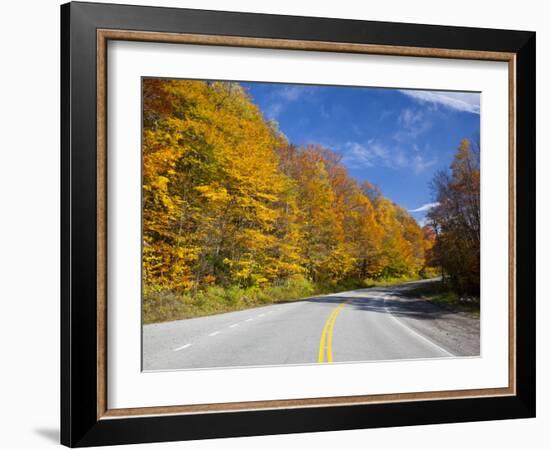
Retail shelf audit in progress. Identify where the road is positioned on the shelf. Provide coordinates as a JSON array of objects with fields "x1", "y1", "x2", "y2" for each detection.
[{"x1": 142, "y1": 279, "x2": 479, "y2": 371}]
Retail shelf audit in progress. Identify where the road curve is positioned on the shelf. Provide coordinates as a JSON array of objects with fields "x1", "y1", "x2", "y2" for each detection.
[{"x1": 142, "y1": 279, "x2": 479, "y2": 371}]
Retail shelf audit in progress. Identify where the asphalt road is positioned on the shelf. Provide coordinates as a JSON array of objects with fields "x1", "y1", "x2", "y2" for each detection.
[{"x1": 143, "y1": 279, "x2": 479, "y2": 371}]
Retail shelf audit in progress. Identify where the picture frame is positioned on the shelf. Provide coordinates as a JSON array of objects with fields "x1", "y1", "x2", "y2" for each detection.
[{"x1": 60, "y1": 1, "x2": 535, "y2": 447}]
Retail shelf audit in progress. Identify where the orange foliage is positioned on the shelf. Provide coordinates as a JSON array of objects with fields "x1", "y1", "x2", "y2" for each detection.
[{"x1": 142, "y1": 79, "x2": 434, "y2": 294}]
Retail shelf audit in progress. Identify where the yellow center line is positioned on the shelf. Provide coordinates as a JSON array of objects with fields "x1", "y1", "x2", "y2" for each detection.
[
  {"x1": 318, "y1": 301, "x2": 348, "y2": 363},
  {"x1": 317, "y1": 307, "x2": 339, "y2": 363}
]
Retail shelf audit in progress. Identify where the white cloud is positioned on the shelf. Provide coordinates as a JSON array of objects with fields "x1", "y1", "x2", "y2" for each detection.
[
  {"x1": 266, "y1": 102, "x2": 284, "y2": 118},
  {"x1": 399, "y1": 90, "x2": 480, "y2": 114},
  {"x1": 410, "y1": 154, "x2": 437, "y2": 174},
  {"x1": 399, "y1": 108, "x2": 423, "y2": 129},
  {"x1": 278, "y1": 86, "x2": 304, "y2": 101},
  {"x1": 379, "y1": 110, "x2": 393, "y2": 121},
  {"x1": 340, "y1": 140, "x2": 436, "y2": 174},
  {"x1": 409, "y1": 202, "x2": 440, "y2": 213},
  {"x1": 320, "y1": 104, "x2": 330, "y2": 120},
  {"x1": 341, "y1": 140, "x2": 389, "y2": 168},
  {"x1": 394, "y1": 108, "x2": 431, "y2": 141},
  {"x1": 394, "y1": 151, "x2": 408, "y2": 168},
  {"x1": 264, "y1": 85, "x2": 312, "y2": 118}
]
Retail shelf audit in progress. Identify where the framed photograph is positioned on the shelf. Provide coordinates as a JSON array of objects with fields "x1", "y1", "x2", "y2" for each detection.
[{"x1": 61, "y1": 1, "x2": 535, "y2": 447}]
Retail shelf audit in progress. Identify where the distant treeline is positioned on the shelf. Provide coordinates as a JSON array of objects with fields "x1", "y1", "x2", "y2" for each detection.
[{"x1": 142, "y1": 79, "x2": 476, "y2": 302}]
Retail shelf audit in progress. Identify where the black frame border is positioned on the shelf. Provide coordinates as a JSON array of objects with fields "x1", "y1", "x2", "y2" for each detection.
[{"x1": 61, "y1": 2, "x2": 535, "y2": 447}]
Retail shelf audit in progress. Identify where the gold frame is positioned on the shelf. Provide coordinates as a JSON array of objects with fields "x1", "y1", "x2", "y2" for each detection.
[{"x1": 96, "y1": 29, "x2": 516, "y2": 420}]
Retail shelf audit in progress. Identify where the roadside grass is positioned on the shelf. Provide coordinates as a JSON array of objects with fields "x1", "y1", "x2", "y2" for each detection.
[
  {"x1": 402, "y1": 280, "x2": 480, "y2": 317},
  {"x1": 143, "y1": 275, "x2": 426, "y2": 324},
  {"x1": 143, "y1": 278, "x2": 316, "y2": 324},
  {"x1": 362, "y1": 275, "x2": 425, "y2": 288}
]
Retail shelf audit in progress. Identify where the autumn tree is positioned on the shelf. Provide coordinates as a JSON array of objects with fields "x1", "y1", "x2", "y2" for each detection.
[
  {"x1": 142, "y1": 78, "x2": 432, "y2": 302},
  {"x1": 428, "y1": 138, "x2": 480, "y2": 295}
]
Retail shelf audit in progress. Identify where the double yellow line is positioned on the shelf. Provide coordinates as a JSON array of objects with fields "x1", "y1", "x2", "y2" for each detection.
[{"x1": 318, "y1": 301, "x2": 348, "y2": 363}]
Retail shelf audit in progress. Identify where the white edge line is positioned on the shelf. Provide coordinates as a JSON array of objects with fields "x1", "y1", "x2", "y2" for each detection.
[
  {"x1": 229, "y1": 323, "x2": 239, "y2": 328},
  {"x1": 173, "y1": 343, "x2": 191, "y2": 352},
  {"x1": 208, "y1": 330, "x2": 221, "y2": 337},
  {"x1": 383, "y1": 295, "x2": 455, "y2": 357}
]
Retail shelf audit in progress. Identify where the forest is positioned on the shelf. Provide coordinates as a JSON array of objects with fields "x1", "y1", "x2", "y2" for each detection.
[{"x1": 142, "y1": 79, "x2": 480, "y2": 323}]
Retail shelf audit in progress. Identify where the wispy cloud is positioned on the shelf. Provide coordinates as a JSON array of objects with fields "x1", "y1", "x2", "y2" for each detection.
[
  {"x1": 399, "y1": 108, "x2": 423, "y2": 129},
  {"x1": 340, "y1": 140, "x2": 436, "y2": 174},
  {"x1": 341, "y1": 140, "x2": 389, "y2": 168},
  {"x1": 264, "y1": 85, "x2": 313, "y2": 119},
  {"x1": 399, "y1": 90, "x2": 480, "y2": 114},
  {"x1": 277, "y1": 86, "x2": 305, "y2": 101},
  {"x1": 266, "y1": 103, "x2": 284, "y2": 118},
  {"x1": 394, "y1": 108, "x2": 431, "y2": 141},
  {"x1": 409, "y1": 202, "x2": 440, "y2": 213},
  {"x1": 410, "y1": 154, "x2": 437, "y2": 174},
  {"x1": 320, "y1": 104, "x2": 330, "y2": 120},
  {"x1": 379, "y1": 110, "x2": 393, "y2": 121}
]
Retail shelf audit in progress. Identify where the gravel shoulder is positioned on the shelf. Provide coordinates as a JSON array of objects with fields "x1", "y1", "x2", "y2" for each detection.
[{"x1": 376, "y1": 279, "x2": 480, "y2": 356}]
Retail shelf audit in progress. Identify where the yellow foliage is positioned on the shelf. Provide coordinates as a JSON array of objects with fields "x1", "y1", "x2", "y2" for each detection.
[{"x1": 142, "y1": 78, "x2": 431, "y2": 294}]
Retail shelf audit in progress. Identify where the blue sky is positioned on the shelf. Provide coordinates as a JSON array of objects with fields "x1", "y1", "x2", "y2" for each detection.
[{"x1": 241, "y1": 82, "x2": 480, "y2": 226}]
